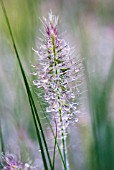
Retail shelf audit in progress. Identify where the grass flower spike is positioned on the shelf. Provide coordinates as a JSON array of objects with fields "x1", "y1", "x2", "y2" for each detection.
[
  {"x1": 0, "y1": 153, "x2": 22, "y2": 170},
  {"x1": 0, "y1": 153, "x2": 36, "y2": 170},
  {"x1": 33, "y1": 11, "x2": 82, "y2": 169},
  {"x1": 33, "y1": 11, "x2": 81, "y2": 132}
]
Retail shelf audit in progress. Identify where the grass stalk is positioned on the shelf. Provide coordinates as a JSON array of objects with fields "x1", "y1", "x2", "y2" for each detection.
[
  {"x1": 52, "y1": 119, "x2": 57, "y2": 169},
  {"x1": 0, "y1": 121, "x2": 5, "y2": 154},
  {"x1": 59, "y1": 109, "x2": 67, "y2": 170}
]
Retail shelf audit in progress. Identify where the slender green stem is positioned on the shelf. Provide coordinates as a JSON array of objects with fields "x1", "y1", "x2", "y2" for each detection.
[
  {"x1": 52, "y1": 119, "x2": 57, "y2": 169},
  {"x1": 0, "y1": 121, "x2": 5, "y2": 154},
  {"x1": 29, "y1": 95, "x2": 49, "y2": 170},
  {"x1": 30, "y1": 92, "x2": 53, "y2": 169},
  {"x1": 51, "y1": 33, "x2": 68, "y2": 170},
  {"x1": 59, "y1": 109, "x2": 67, "y2": 170}
]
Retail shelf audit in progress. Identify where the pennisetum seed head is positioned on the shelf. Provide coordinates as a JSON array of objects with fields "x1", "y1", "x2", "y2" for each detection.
[
  {"x1": 33, "y1": 11, "x2": 82, "y2": 134},
  {"x1": 0, "y1": 153, "x2": 22, "y2": 170},
  {"x1": 0, "y1": 153, "x2": 36, "y2": 170}
]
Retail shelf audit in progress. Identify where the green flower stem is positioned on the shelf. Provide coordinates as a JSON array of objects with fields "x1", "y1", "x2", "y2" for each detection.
[
  {"x1": 52, "y1": 33, "x2": 68, "y2": 170},
  {"x1": 0, "y1": 121, "x2": 5, "y2": 154},
  {"x1": 59, "y1": 108, "x2": 67, "y2": 170},
  {"x1": 52, "y1": 119, "x2": 57, "y2": 169}
]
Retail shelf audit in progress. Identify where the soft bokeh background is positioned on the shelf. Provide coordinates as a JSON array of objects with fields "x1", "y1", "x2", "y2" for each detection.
[{"x1": 0, "y1": 0, "x2": 114, "y2": 169}]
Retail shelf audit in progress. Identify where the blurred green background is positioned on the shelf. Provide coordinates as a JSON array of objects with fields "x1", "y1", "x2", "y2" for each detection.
[{"x1": 0, "y1": 0, "x2": 114, "y2": 169}]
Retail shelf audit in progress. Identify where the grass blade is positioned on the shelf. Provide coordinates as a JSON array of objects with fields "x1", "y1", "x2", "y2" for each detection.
[
  {"x1": 0, "y1": 121, "x2": 5, "y2": 154},
  {"x1": 52, "y1": 119, "x2": 57, "y2": 169}
]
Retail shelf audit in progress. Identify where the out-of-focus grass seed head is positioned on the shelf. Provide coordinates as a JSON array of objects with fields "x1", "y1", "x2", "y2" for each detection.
[
  {"x1": 0, "y1": 153, "x2": 36, "y2": 170},
  {"x1": 33, "y1": 11, "x2": 82, "y2": 133}
]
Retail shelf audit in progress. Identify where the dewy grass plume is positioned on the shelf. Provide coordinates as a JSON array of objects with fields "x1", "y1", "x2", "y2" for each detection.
[
  {"x1": 33, "y1": 11, "x2": 81, "y2": 133},
  {"x1": 0, "y1": 153, "x2": 36, "y2": 170},
  {"x1": 33, "y1": 11, "x2": 82, "y2": 169}
]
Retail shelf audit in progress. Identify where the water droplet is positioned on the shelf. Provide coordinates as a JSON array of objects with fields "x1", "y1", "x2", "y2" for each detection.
[
  {"x1": 31, "y1": 72, "x2": 37, "y2": 76},
  {"x1": 25, "y1": 163, "x2": 30, "y2": 168},
  {"x1": 64, "y1": 106, "x2": 70, "y2": 112},
  {"x1": 42, "y1": 79, "x2": 48, "y2": 83},
  {"x1": 71, "y1": 93, "x2": 75, "y2": 99},
  {"x1": 33, "y1": 80, "x2": 38, "y2": 85},
  {"x1": 46, "y1": 107, "x2": 52, "y2": 112},
  {"x1": 31, "y1": 65, "x2": 36, "y2": 68},
  {"x1": 75, "y1": 69, "x2": 79, "y2": 73},
  {"x1": 75, "y1": 118, "x2": 78, "y2": 122}
]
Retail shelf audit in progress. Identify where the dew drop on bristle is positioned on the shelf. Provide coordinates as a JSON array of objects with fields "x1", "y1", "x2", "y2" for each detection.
[{"x1": 33, "y1": 80, "x2": 39, "y2": 85}]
